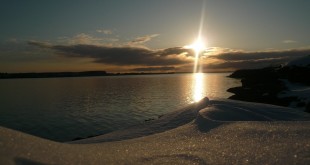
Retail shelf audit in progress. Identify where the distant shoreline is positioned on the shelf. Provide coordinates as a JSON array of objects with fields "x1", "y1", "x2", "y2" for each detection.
[
  {"x1": 0, "y1": 71, "x2": 231, "y2": 79},
  {"x1": 0, "y1": 71, "x2": 173, "y2": 79}
]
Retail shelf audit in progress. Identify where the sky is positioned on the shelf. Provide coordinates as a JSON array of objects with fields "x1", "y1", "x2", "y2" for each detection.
[{"x1": 1, "y1": 0, "x2": 310, "y2": 73}]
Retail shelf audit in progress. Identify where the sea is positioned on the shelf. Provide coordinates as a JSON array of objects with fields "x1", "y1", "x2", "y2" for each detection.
[{"x1": 0, "y1": 73, "x2": 240, "y2": 142}]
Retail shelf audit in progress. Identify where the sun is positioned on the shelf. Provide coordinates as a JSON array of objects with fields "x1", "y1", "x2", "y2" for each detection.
[
  {"x1": 190, "y1": 38, "x2": 206, "y2": 54},
  {"x1": 185, "y1": 37, "x2": 207, "y2": 73},
  {"x1": 185, "y1": 37, "x2": 206, "y2": 54}
]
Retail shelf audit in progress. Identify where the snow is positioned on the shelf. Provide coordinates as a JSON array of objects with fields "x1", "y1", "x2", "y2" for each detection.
[
  {"x1": 279, "y1": 79, "x2": 310, "y2": 109},
  {"x1": 1, "y1": 98, "x2": 310, "y2": 164}
]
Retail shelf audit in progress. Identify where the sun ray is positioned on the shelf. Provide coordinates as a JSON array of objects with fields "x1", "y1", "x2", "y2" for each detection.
[
  {"x1": 191, "y1": 0, "x2": 207, "y2": 102},
  {"x1": 185, "y1": 37, "x2": 206, "y2": 73},
  {"x1": 184, "y1": 0, "x2": 207, "y2": 73}
]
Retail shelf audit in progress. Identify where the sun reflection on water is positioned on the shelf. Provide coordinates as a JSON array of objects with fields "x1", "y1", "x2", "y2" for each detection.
[{"x1": 193, "y1": 73, "x2": 204, "y2": 102}]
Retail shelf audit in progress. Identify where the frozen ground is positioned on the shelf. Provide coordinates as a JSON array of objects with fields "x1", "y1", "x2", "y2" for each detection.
[
  {"x1": 279, "y1": 79, "x2": 310, "y2": 110},
  {"x1": 1, "y1": 98, "x2": 310, "y2": 164}
]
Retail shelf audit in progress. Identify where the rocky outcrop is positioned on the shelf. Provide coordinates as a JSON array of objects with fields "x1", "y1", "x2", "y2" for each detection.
[{"x1": 228, "y1": 63, "x2": 310, "y2": 112}]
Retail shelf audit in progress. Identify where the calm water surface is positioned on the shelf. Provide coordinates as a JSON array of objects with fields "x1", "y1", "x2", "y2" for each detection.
[{"x1": 0, "y1": 73, "x2": 240, "y2": 141}]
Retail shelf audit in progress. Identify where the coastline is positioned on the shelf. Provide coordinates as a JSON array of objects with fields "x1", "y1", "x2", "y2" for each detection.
[
  {"x1": 1, "y1": 98, "x2": 310, "y2": 164},
  {"x1": 227, "y1": 65, "x2": 310, "y2": 112}
]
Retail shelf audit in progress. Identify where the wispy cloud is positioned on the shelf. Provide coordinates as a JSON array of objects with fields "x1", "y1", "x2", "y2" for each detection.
[
  {"x1": 0, "y1": 40, "x2": 54, "y2": 63},
  {"x1": 96, "y1": 29, "x2": 113, "y2": 35},
  {"x1": 158, "y1": 46, "x2": 192, "y2": 56},
  {"x1": 128, "y1": 34, "x2": 159, "y2": 45},
  {"x1": 68, "y1": 33, "x2": 104, "y2": 45},
  {"x1": 131, "y1": 66, "x2": 175, "y2": 72},
  {"x1": 56, "y1": 33, "x2": 119, "y2": 46},
  {"x1": 28, "y1": 40, "x2": 52, "y2": 48},
  {"x1": 282, "y1": 40, "x2": 297, "y2": 44}
]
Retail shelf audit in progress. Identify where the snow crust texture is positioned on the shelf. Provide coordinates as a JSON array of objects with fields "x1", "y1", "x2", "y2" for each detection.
[{"x1": 1, "y1": 98, "x2": 310, "y2": 165}]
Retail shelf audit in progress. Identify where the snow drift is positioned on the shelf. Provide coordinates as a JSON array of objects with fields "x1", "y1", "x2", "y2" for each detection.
[{"x1": 1, "y1": 98, "x2": 310, "y2": 164}]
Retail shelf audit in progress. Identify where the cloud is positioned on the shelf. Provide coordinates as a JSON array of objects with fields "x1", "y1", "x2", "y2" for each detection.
[
  {"x1": 128, "y1": 34, "x2": 159, "y2": 45},
  {"x1": 28, "y1": 41, "x2": 191, "y2": 66},
  {"x1": 204, "y1": 48, "x2": 310, "y2": 71},
  {"x1": 204, "y1": 47, "x2": 242, "y2": 56},
  {"x1": 131, "y1": 66, "x2": 175, "y2": 72},
  {"x1": 204, "y1": 57, "x2": 291, "y2": 70},
  {"x1": 282, "y1": 40, "x2": 297, "y2": 44},
  {"x1": 69, "y1": 33, "x2": 104, "y2": 45},
  {"x1": 96, "y1": 29, "x2": 113, "y2": 35},
  {"x1": 158, "y1": 47, "x2": 193, "y2": 56},
  {"x1": 207, "y1": 49, "x2": 310, "y2": 61},
  {"x1": 0, "y1": 40, "x2": 56, "y2": 63},
  {"x1": 56, "y1": 33, "x2": 120, "y2": 46},
  {"x1": 27, "y1": 39, "x2": 310, "y2": 72},
  {"x1": 27, "y1": 40, "x2": 52, "y2": 48}
]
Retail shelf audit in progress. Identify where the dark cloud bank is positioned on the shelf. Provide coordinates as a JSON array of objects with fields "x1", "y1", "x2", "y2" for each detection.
[
  {"x1": 131, "y1": 66, "x2": 176, "y2": 72},
  {"x1": 206, "y1": 49, "x2": 310, "y2": 70},
  {"x1": 28, "y1": 41, "x2": 190, "y2": 66},
  {"x1": 28, "y1": 41, "x2": 310, "y2": 72}
]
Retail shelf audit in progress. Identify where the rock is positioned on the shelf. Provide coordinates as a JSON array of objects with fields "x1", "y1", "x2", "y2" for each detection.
[
  {"x1": 306, "y1": 102, "x2": 310, "y2": 113},
  {"x1": 227, "y1": 64, "x2": 308, "y2": 110}
]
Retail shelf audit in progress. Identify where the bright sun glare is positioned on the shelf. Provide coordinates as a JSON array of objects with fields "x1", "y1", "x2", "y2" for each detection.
[
  {"x1": 184, "y1": 38, "x2": 207, "y2": 102},
  {"x1": 189, "y1": 38, "x2": 206, "y2": 54},
  {"x1": 186, "y1": 38, "x2": 207, "y2": 102},
  {"x1": 185, "y1": 37, "x2": 206, "y2": 54},
  {"x1": 188, "y1": 0, "x2": 207, "y2": 102},
  {"x1": 193, "y1": 72, "x2": 204, "y2": 102},
  {"x1": 185, "y1": 37, "x2": 207, "y2": 73}
]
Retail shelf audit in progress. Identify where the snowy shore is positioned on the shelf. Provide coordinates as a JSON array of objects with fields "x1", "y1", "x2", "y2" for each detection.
[
  {"x1": 227, "y1": 55, "x2": 310, "y2": 112},
  {"x1": 1, "y1": 98, "x2": 310, "y2": 164}
]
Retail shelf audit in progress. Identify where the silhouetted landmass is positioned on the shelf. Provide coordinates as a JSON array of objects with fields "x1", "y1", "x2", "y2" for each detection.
[
  {"x1": 228, "y1": 62, "x2": 310, "y2": 112},
  {"x1": 0, "y1": 71, "x2": 177, "y2": 79},
  {"x1": 228, "y1": 66, "x2": 291, "y2": 106},
  {"x1": 229, "y1": 65, "x2": 310, "y2": 85}
]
